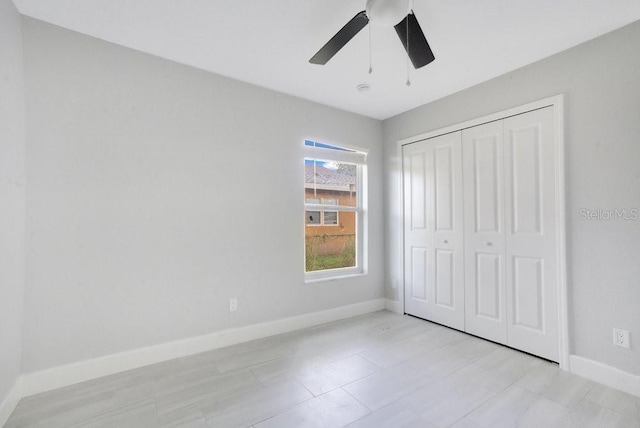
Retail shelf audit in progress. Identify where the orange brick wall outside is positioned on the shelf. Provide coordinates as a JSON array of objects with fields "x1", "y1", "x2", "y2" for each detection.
[{"x1": 305, "y1": 188, "x2": 356, "y2": 255}]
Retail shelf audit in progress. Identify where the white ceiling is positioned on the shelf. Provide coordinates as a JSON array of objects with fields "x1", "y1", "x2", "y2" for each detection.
[{"x1": 13, "y1": 0, "x2": 640, "y2": 120}]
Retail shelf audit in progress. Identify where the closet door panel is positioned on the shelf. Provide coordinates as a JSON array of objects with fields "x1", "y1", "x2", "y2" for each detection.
[
  {"x1": 474, "y1": 136, "x2": 501, "y2": 233},
  {"x1": 463, "y1": 121, "x2": 508, "y2": 344},
  {"x1": 475, "y1": 253, "x2": 501, "y2": 320},
  {"x1": 410, "y1": 247, "x2": 428, "y2": 301},
  {"x1": 403, "y1": 132, "x2": 464, "y2": 330},
  {"x1": 512, "y1": 256, "x2": 544, "y2": 330},
  {"x1": 504, "y1": 106, "x2": 559, "y2": 362},
  {"x1": 435, "y1": 249, "x2": 455, "y2": 308},
  {"x1": 435, "y1": 145, "x2": 454, "y2": 231},
  {"x1": 403, "y1": 148, "x2": 432, "y2": 318}
]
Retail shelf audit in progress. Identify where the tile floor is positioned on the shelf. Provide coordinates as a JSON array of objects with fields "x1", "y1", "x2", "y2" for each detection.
[{"x1": 6, "y1": 311, "x2": 640, "y2": 427}]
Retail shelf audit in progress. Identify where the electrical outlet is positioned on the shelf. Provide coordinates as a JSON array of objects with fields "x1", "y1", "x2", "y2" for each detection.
[
  {"x1": 229, "y1": 298, "x2": 238, "y2": 312},
  {"x1": 613, "y1": 328, "x2": 630, "y2": 349},
  {"x1": 391, "y1": 278, "x2": 398, "y2": 290}
]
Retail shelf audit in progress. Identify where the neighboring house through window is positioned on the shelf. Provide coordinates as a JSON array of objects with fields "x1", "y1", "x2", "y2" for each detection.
[{"x1": 304, "y1": 140, "x2": 367, "y2": 280}]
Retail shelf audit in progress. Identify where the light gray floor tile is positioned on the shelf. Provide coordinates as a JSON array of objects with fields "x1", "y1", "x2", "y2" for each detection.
[
  {"x1": 585, "y1": 383, "x2": 640, "y2": 421},
  {"x1": 253, "y1": 388, "x2": 370, "y2": 428},
  {"x1": 159, "y1": 413, "x2": 208, "y2": 428},
  {"x1": 515, "y1": 360, "x2": 563, "y2": 392},
  {"x1": 465, "y1": 385, "x2": 540, "y2": 427},
  {"x1": 445, "y1": 346, "x2": 544, "y2": 394},
  {"x1": 448, "y1": 416, "x2": 485, "y2": 428},
  {"x1": 7, "y1": 359, "x2": 177, "y2": 422},
  {"x1": 71, "y1": 400, "x2": 159, "y2": 428},
  {"x1": 203, "y1": 378, "x2": 313, "y2": 427},
  {"x1": 213, "y1": 345, "x2": 293, "y2": 373},
  {"x1": 152, "y1": 362, "x2": 221, "y2": 396},
  {"x1": 6, "y1": 311, "x2": 639, "y2": 428},
  {"x1": 154, "y1": 370, "x2": 261, "y2": 425},
  {"x1": 183, "y1": 336, "x2": 287, "y2": 365},
  {"x1": 296, "y1": 354, "x2": 381, "y2": 396},
  {"x1": 515, "y1": 361, "x2": 596, "y2": 409},
  {"x1": 409, "y1": 323, "x2": 468, "y2": 349},
  {"x1": 558, "y1": 399, "x2": 639, "y2": 428},
  {"x1": 171, "y1": 419, "x2": 208, "y2": 428},
  {"x1": 250, "y1": 350, "x2": 335, "y2": 384},
  {"x1": 342, "y1": 359, "x2": 435, "y2": 410},
  {"x1": 281, "y1": 329, "x2": 373, "y2": 361},
  {"x1": 368, "y1": 317, "x2": 438, "y2": 346},
  {"x1": 538, "y1": 370, "x2": 595, "y2": 408},
  {"x1": 346, "y1": 401, "x2": 429, "y2": 428},
  {"x1": 359, "y1": 337, "x2": 431, "y2": 368},
  {"x1": 6, "y1": 394, "x2": 154, "y2": 428},
  {"x1": 397, "y1": 337, "x2": 491, "y2": 383},
  {"x1": 515, "y1": 395, "x2": 568, "y2": 428},
  {"x1": 401, "y1": 377, "x2": 497, "y2": 427}
]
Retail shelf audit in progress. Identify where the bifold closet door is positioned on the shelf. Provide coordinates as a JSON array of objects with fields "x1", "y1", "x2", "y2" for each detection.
[
  {"x1": 503, "y1": 107, "x2": 559, "y2": 362},
  {"x1": 462, "y1": 106, "x2": 559, "y2": 362},
  {"x1": 403, "y1": 132, "x2": 464, "y2": 330},
  {"x1": 462, "y1": 120, "x2": 508, "y2": 344}
]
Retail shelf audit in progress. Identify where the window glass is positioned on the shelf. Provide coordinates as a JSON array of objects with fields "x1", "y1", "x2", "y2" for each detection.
[
  {"x1": 306, "y1": 211, "x2": 321, "y2": 225},
  {"x1": 323, "y1": 211, "x2": 338, "y2": 225},
  {"x1": 304, "y1": 140, "x2": 365, "y2": 277}
]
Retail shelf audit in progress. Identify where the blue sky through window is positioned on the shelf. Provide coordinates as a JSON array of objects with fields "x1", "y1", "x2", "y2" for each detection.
[
  {"x1": 304, "y1": 140, "x2": 354, "y2": 170},
  {"x1": 304, "y1": 140, "x2": 353, "y2": 151}
]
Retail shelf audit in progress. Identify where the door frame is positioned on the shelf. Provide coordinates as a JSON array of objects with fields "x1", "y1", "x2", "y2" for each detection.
[{"x1": 396, "y1": 95, "x2": 569, "y2": 370}]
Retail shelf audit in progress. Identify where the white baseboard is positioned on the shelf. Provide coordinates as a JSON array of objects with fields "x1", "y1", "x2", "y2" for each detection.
[
  {"x1": 19, "y1": 298, "x2": 386, "y2": 399},
  {"x1": 569, "y1": 355, "x2": 640, "y2": 398},
  {"x1": 385, "y1": 298, "x2": 403, "y2": 314},
  {"x1": 0, "y1": 378, "x2": 22, "y2": 427}
]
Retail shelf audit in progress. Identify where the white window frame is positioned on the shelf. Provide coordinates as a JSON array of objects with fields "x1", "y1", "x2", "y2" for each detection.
[{"x1": 304, "y1": 142, "x2": 367, "y2": 282}]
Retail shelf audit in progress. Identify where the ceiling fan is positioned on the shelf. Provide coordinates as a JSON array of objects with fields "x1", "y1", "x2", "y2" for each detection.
[{"x1": 309, "y1": 0, "x2": 435, "y2": 69}]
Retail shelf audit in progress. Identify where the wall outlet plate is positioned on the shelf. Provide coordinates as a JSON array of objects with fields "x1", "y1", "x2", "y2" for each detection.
[
  {"x1": 229, "y1": 298, "x2": 238, "y2": 312},
  {"x1": 613, "y1": 328, "x2": 630, "y2": 349}
]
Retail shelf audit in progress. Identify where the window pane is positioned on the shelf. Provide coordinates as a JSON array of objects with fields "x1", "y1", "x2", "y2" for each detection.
[
  {"x1": 323, "y1": 211, "x2": 338, "y2": 225},
  {"x1": 305, "y1": 211, "x2": 356, "y2": 272},
  {"x1": 305, "y1": 160, "x2": 357, "y2": 207},
  {"x1": 306, "y1": 211, "x2": 321, "y2": 225},
  {"x1": 305, "y1": 140, "x2": 356, "y2": 152}
]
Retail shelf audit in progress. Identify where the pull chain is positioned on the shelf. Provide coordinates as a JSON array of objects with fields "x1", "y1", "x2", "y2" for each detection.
[
  {"x1": 406, "y1": 14, "x2": 411, "y2": 86},
  {"x1": 368, "y1": 24, "x2": 373, "y2": 74}
]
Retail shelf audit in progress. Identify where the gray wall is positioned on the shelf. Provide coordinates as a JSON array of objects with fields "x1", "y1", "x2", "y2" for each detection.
[
  {"x1": 383, "y1": 21, "x2": 640, "y2": 375},
  {"x1": 0, "y1": 0, "x2": 26, "y2": 405},
  {"x1": 21, "y1": 18, "x2": 384, "y2": 373}
]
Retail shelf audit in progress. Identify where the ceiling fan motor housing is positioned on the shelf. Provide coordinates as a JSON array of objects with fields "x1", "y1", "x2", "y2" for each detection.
[{"x1": 366, "y1": 0, "x2": 413, "y2": 26}]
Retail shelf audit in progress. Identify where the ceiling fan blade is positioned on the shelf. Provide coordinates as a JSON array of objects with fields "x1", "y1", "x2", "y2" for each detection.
[
  {"x1": 394, "y1": 12, "x2": 435, "y2": 69},
  {"x1": 309, "y1": 11, "x2": 369, "y2": 65}
]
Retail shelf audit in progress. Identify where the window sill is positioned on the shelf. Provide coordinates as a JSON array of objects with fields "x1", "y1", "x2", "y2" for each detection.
[{"x1": 304, "y1": 271, "x2": 367, "y2": 284}]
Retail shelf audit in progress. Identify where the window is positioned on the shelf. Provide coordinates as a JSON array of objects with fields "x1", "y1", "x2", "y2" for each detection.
[
  {"x1": 304, "y1": 140, "x2": 367, "y2": 280},
  {"x1": 305, "y1": 198, "x2": 322, "y2": 225},
  {"x1": 305, "y1": 198, "x2": 339, "y2": 226}
]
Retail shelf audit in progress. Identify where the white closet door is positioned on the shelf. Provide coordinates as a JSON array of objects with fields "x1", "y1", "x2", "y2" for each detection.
[
  {"x1": 504, "y1": 106, "x2": 559, "y2": 362},
  {"x1": 403, "y1": 132, "x2": 465, "y2": 330},
  {"x1": 462, "y1": 120, "x2": 508, "y2": 344}
]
